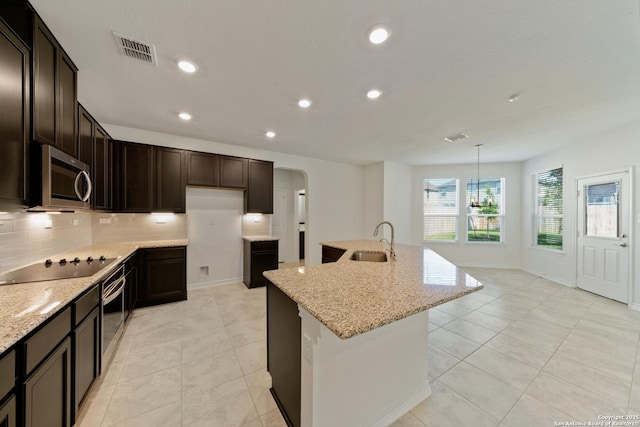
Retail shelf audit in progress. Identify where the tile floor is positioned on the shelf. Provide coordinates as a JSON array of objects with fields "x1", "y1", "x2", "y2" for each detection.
[{"x1": 76, "y1": 268, "x2": 640, "y2": 427}]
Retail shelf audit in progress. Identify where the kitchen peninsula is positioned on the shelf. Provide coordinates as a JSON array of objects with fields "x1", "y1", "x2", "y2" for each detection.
[{"x1": 264, "y1": 240, "x2": 483, "y2": 427}]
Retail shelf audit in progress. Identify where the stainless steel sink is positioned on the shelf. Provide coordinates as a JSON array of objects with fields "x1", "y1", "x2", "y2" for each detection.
[{"x1": 349, "y1": 251, "x2": 388, "y2": 262}]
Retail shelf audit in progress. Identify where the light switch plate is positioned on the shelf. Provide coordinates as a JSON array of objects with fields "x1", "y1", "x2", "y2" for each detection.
[{"x1": 99, "y1": 218, "x2": 111, "y2": 224}]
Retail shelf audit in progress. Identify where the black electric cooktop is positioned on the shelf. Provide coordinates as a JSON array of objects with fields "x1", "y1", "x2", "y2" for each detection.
[{"x1": 0, "y1": 256, "x2": 116, "y2": 285}]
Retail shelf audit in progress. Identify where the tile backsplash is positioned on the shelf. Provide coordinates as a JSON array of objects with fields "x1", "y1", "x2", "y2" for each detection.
[
  {"x1": 0, "y1": 212, "x2": 92, "y2": 273},
  {"x1": 92, "y1": 213, "x2": 188, "y2": 244},
  {"x1": 0, "y1": 212, "x2": 188, "y2": 273}
]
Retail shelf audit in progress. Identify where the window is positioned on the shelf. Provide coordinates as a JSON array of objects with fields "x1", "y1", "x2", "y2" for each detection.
[
  {"x1": 535, "y1": 167, "x2": 563, "y2": 250},
  {"x1": 423, "y1": 179, "x2": 458, "y2": 241},
  {"x1": 466, "y1": 177, "x2": 505, "y2": 242}
]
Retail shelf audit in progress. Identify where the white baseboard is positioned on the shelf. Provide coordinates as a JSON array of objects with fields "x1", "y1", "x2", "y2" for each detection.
[
  {"x1": 520, "y1": 268, "x2": 575, "y2": 288},
  {"x1": 187, "y1": 277, "x2": 243, "y2": 290},
  {"x1": 630, "y1": 303, "x2": 640, "y2": 313},
  {"x1": 369, "y1": 384, "x2": 432, "y2": 427}
]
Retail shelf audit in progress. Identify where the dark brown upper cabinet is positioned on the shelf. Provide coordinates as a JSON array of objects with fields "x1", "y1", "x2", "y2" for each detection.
[
  {"x1": 77, "y1": 106, "x2": 93, "y2": 169},
  {"x1": 94, "y1": 125, "x2": 111, "y2": 211},
  {"x1": 114, "y1": 142, "x2": 186, "y2": 213},
  {"x1": 78, "y1": 104, "x2": 111, "y2": 211},
  {"x1": 187, "y1": 151, "x2": 219, "y2": 187},
  {"x1": 155, "y1": 147, "x2": 186, "y2": 212},
  {"x1": 114, "y1": 141, "x2": 154, "y2": 213},
  {"x1": 219, "y1": 155, "x2": 247, "y2": 189},
  {"x1": 245, "y1": 159, "x2": 273, "y2": 214},
  {"x1": 33, "y1": 15, "x2": 78, "y2": 157},
  {"x1": 0, "y1": 18, "x2": 30, "y2": 208}
]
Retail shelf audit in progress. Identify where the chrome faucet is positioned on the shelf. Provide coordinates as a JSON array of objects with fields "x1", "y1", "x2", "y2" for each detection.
[{"x1": 373, "y1": 221, "x2": 396, "y2": 261}]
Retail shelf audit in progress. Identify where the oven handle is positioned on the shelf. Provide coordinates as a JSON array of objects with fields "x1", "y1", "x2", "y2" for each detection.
[{"x1": 103, "y1": 276, "x2": 126, "y2": 305}]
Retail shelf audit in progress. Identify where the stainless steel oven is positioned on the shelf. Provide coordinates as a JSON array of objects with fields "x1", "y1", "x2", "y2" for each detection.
[{"x1": 102, "y1": 265, "x2": 126, "y2": 370}]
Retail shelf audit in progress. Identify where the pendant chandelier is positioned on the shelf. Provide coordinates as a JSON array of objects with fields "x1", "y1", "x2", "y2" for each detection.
[{"x1": 470, "y1": 144, "x2": 492, "y2": 208}]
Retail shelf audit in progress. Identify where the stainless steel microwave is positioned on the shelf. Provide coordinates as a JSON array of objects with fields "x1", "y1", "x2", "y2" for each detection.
[{"x1": 30, "y1": 144, "x2": 92, "y2": 211}]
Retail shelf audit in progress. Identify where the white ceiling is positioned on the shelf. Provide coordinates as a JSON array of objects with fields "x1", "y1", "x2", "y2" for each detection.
[{"x1": 29, "y1": 0, "x2": 640, "y2": 166}]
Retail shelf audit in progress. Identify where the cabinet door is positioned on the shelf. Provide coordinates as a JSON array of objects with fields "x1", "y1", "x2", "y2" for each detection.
[
  {"x1": 0, "y1": 19, "x2": 29, "y2": 206},
  {"x1": 32, "y1": 16, "x2": 77, "y2": 157},
  {"x1": 155, "y1": 147, "x2": 186, "y2": 212},
  {"x1": 77, "y1": 106, "x2": 93, "y2": 171},
  {"x1": 250, "y1": 250, "x2": 278, "y2": 287},
  {"x1": 142, "y1": 248, "x2": 187, "y2": 306},
  {"x1": 116, "y1": 142, "x2": 154, "y2": 212},
  {"x1": 24, "y1": 338, "x2": 71, "y2": 427},
  {"x1": 74, "y1": 308, "x2": 99, "y2": 416},
  {"x1": 219, "y1": 156, "x2": 247, "y2": 189},
  {"x1": 58, "y1": 51, "x2": 77, "y2": 157},
  {"x1": 0, "y1": 395, "x2": 16, "y2": 427},
  {"x1": 187, "y1": 151, "x2": 219, "y2": 187},
  {"x1": 245, "y1": 159, "x2": 273, "y2": 214},
  {"x1": 94, "y1": 126, "x2": 109, "y2": 210},
  {"x1": 33, "y1": 17, "x2": 57, "y2": 147}
]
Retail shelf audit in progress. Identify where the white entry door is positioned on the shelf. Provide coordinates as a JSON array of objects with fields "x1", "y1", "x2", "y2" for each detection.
[
  {"x1": 576, "y1": 171, "x2": 631, "y2": 303},
  {"x1": 272, "y1": 189, "x2": 287, "y2": 262}
]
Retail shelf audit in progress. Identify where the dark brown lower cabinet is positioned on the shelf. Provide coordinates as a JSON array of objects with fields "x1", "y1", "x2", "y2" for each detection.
[
  {"x1": 321, "y1": 245, "x2": 346, "y2": 264},
  {"x1": 243, "y1": 240, "x2": 278, "y2": 288},
  {"x1": 24, "y1": 337, "x2": 71, "y2": 427},
  {"x1": 73, "y1": 308, "x2": 99, "y2": 417},
  {"x1": 266, "y1": 281, "x2": 301, "y2": 427},
  {"x1": 139, "y1": 247, "x2": 187, "y2": 307},
  {"x1": 0, "y1": 395, "x2": 16, "y2": 427}
]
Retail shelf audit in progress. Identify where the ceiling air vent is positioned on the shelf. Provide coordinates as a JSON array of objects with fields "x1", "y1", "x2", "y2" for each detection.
[{"x1": 112, "y1": 31, "x2": 158, "y2": 65}]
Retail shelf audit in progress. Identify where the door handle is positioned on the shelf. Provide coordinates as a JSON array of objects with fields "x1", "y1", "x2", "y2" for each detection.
[{"x1": 614, "y1": 242, "x2": 627, "y2": 247}]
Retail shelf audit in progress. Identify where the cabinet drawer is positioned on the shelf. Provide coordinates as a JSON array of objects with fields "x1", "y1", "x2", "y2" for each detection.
[
  {"x1": 24, "y1": 307, "x2": 71, "y2": 375},
  {"x1": 251, "y1": 241, "x2": 277, "y2": 252},
  {"x1": 0, "y1": 350, "x2": 15, "y2": 400},
  {"x1": 74, "y1": 285, "x2": 99, "y2": 326},
  {"x1": 144, "y1": 247, "x2": 185, "y2": 261}
]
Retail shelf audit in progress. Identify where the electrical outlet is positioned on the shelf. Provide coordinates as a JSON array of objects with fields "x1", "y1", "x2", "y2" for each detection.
[
  {"x1": 99, "y1": 218, "x2": 111, "y2": 224},
  {"x1": 44, "y1": 219, "x2": 52, "y2": 229},
  {"x1": 72, "y1": 218, "x2": 79, "y2": 226},
  {"x1": 210, "y1": 219, "x2": 216, "y2": 226},
  {"x1": 637, "y1": 214, "x2": 640, "y2": 223}
]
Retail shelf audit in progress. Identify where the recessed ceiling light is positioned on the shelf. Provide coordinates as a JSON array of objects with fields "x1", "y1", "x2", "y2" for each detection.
[
  {"x1": 178, "y1": 112, "x2": 192, "y2": 121},
  {"x1": 443, "y1": 133, "x2": 469, "y2": 143},
  {"x1": 368, "y1": 25, "x2": 390, "y2": 44},
  {"x1": 367, "y1": 89, "x2": 382, "y2": 99},
  {"x1": 265, "y1": 131, "x2": 276, "y2": 139},
  {"x1": 178, "y1": 60, "x2": 197, "y2": 73},
  {"x1": 298, "y1": 98, "x2": 311, "y2": 108},
  {"x1": 508, "y1": 93, "x2": 520, "y2": 102}
]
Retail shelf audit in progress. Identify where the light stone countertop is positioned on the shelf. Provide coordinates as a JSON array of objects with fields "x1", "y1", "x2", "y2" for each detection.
[
  {"x1": 242, "y1": 235, "x2": 279, "y2": 242},
  {"x1": 0, "y1": 239, "x2": 188, "y2": 354},
  {"x1": 263, "y1": 240, "x2": 483, "y2": 339}
]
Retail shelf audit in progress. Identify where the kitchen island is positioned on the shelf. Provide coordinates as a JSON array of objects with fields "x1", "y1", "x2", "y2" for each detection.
[{"x1": 263, "y1": 240, "x2": 482, "y2": 427}]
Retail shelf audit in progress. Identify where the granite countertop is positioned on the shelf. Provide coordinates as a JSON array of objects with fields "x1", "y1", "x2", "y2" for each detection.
[
  {"x1": 242, "y1": 235, "x2": 279, "y2": 242},
  {"x1": 0, "y1": 239, "x2": 188, "y2": 354},
  {"x1": 263, "y1": 240, "x2": 482, "y2": 339}
]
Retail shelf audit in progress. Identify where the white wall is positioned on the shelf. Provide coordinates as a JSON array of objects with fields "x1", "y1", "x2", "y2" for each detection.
[
  {"x1": 274, "y1": 169, "x2": 306, "y2": 263},
  {"x1": 185, "y1": 187, "x2": 244, "y2": 288},
  {"x1": 362, "y1": 163, "x2": 384, "y2": 238},
  {"x1": 411, "y1": 161, "x2": 523, "y2": 269},
  {"x1": 522, "y1": 120, "x2": 640, "y2": 309},
  {"x1": 105, "y1": 125, "x2": 365, "y2": 265},
  {"x1": 383, "y1": 162, "x2": 412, "y2": 244}
]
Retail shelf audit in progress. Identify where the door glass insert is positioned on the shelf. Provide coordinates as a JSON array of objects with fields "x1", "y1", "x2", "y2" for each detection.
[{"x1": 585, "y1": 182, "x2": 619, "y2": 237}]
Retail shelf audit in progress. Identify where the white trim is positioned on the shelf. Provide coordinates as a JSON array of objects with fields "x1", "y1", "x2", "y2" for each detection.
[
  {"x1": 630, "y1": 303, "x2": 640, "y2": 313},
  {"x1": 187, "y1": 277, "x2": 243, "y2": 290},
  {"x1": 521, "y1": 267, "x2": 575, "y2": 288}
]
